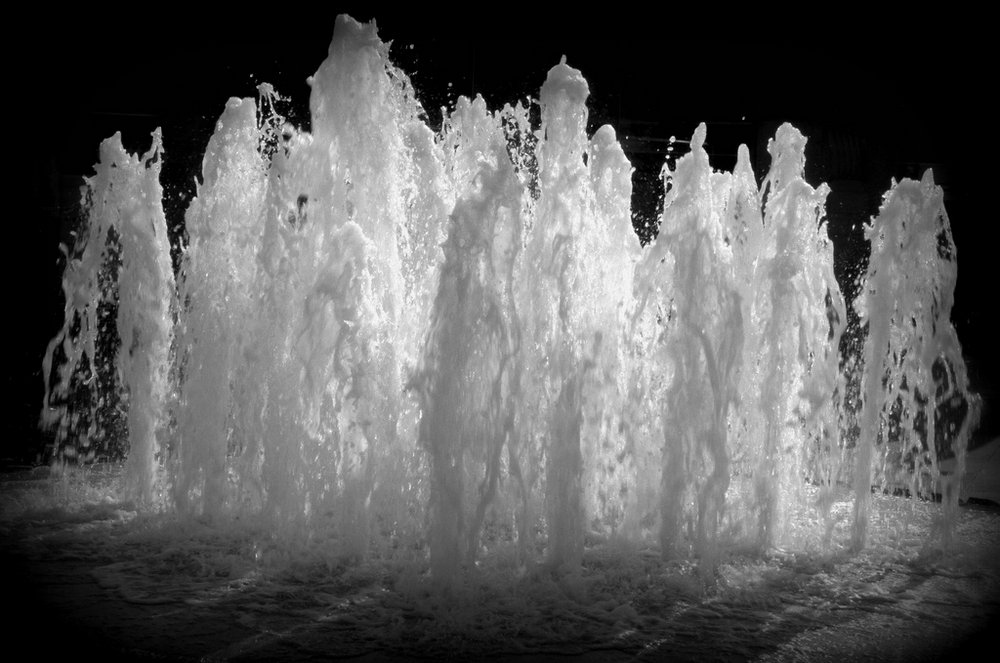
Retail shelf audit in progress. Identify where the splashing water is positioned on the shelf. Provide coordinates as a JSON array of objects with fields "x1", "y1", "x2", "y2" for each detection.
[
  {"x1": 40, "y1": 16, "x2": 979, "y2": 583},
  {"x1": 852, "y1": 169, "x2": 980, "y2": 550},
  {"x1": 42, "y1": 130, "x2": 174, "y2": 508}
]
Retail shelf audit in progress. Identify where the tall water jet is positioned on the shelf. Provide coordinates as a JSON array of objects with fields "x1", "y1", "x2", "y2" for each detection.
[
  {"x1": 711, "y1": 144, "x2": 765, "y2": 546},
  {"x1": 173, "y1": 97, "x2": 265, "y2": 517},
  {"x1": 581, "y1": 124, "x2": 641, "y2": 537},
  {"x1": 634, "y1": 124, "x2": 743, "y2": 562},
  {"x1": 745, "y1": 124, "x2": 845, "y2": 549},
  {"x1": 853, "y1": 169, "x2": 979, "y2": 549},
  {"x1": 516, "y1": 58, "x2": 638, "y2": 570},
  {"x1": 414, "y1": 95, "x2": 524, "y2": 585},
  {"x1": 517, "y1": 58, "x2": 591, "y2": 570},
  {"x1": 41, "y1": 131, "x2": 174, "y2": 507}
]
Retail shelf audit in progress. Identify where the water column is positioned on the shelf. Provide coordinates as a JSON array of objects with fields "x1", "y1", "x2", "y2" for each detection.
[
  {"x1": 750, "y1": 124, "x2": 843, "y2": 549},
  {"x1": 174, "y1": 97, "x2": 265, "y2": 517},
  {"x1": 105, "y1": 135, "x2": 174, "y2": 506},
  {"x1": 581, "y1": 125, "x2": 641, "y2": 535},
  {"x1": 637, "y1": 124, "x2": 743, "y2": 561},
  {"x1": 715, "y1": 145, "x2": 765, "y2": 539},
  {"x1": 416, "y1": 96, "x2": 524, "y2": 586},
  {"x1": 854, "y1": 169, "x2": 979, "y2": 550},
  {"x1": 520, "y1": 58, "x2": 592, "y2": 570},
  {"x1": 40, "y1": 131, "x2": 175, "y2": 506}
]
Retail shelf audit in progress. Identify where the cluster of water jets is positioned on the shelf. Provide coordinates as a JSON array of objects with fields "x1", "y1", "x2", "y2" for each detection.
[{"x1": 42, "y1": 16, "x2": 978, "y2": 584}]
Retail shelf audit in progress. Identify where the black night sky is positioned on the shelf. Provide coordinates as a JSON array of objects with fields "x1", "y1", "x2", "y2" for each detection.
[{"x1": 9, "y1": 12, "x2": 993, "y2": 464}]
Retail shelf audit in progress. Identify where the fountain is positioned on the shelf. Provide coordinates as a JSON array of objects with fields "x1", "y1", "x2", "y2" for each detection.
[{"x1": 36, "y1": 14, "x2": 982, "y2": 608}]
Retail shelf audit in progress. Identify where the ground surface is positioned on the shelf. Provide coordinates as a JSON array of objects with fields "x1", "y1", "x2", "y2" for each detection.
[{"x1": 2, "y1": 464, "x2": 999, "y2": 662}]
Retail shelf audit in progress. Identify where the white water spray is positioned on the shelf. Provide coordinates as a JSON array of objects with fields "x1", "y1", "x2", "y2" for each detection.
[{"x1": 41, "y1": 17, "x2": 979, "y2": 582}]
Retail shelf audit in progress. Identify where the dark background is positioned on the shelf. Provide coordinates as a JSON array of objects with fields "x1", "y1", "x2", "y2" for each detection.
[{"x1": 8, "y1": 11, "x2": 993, "y2": 464}]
